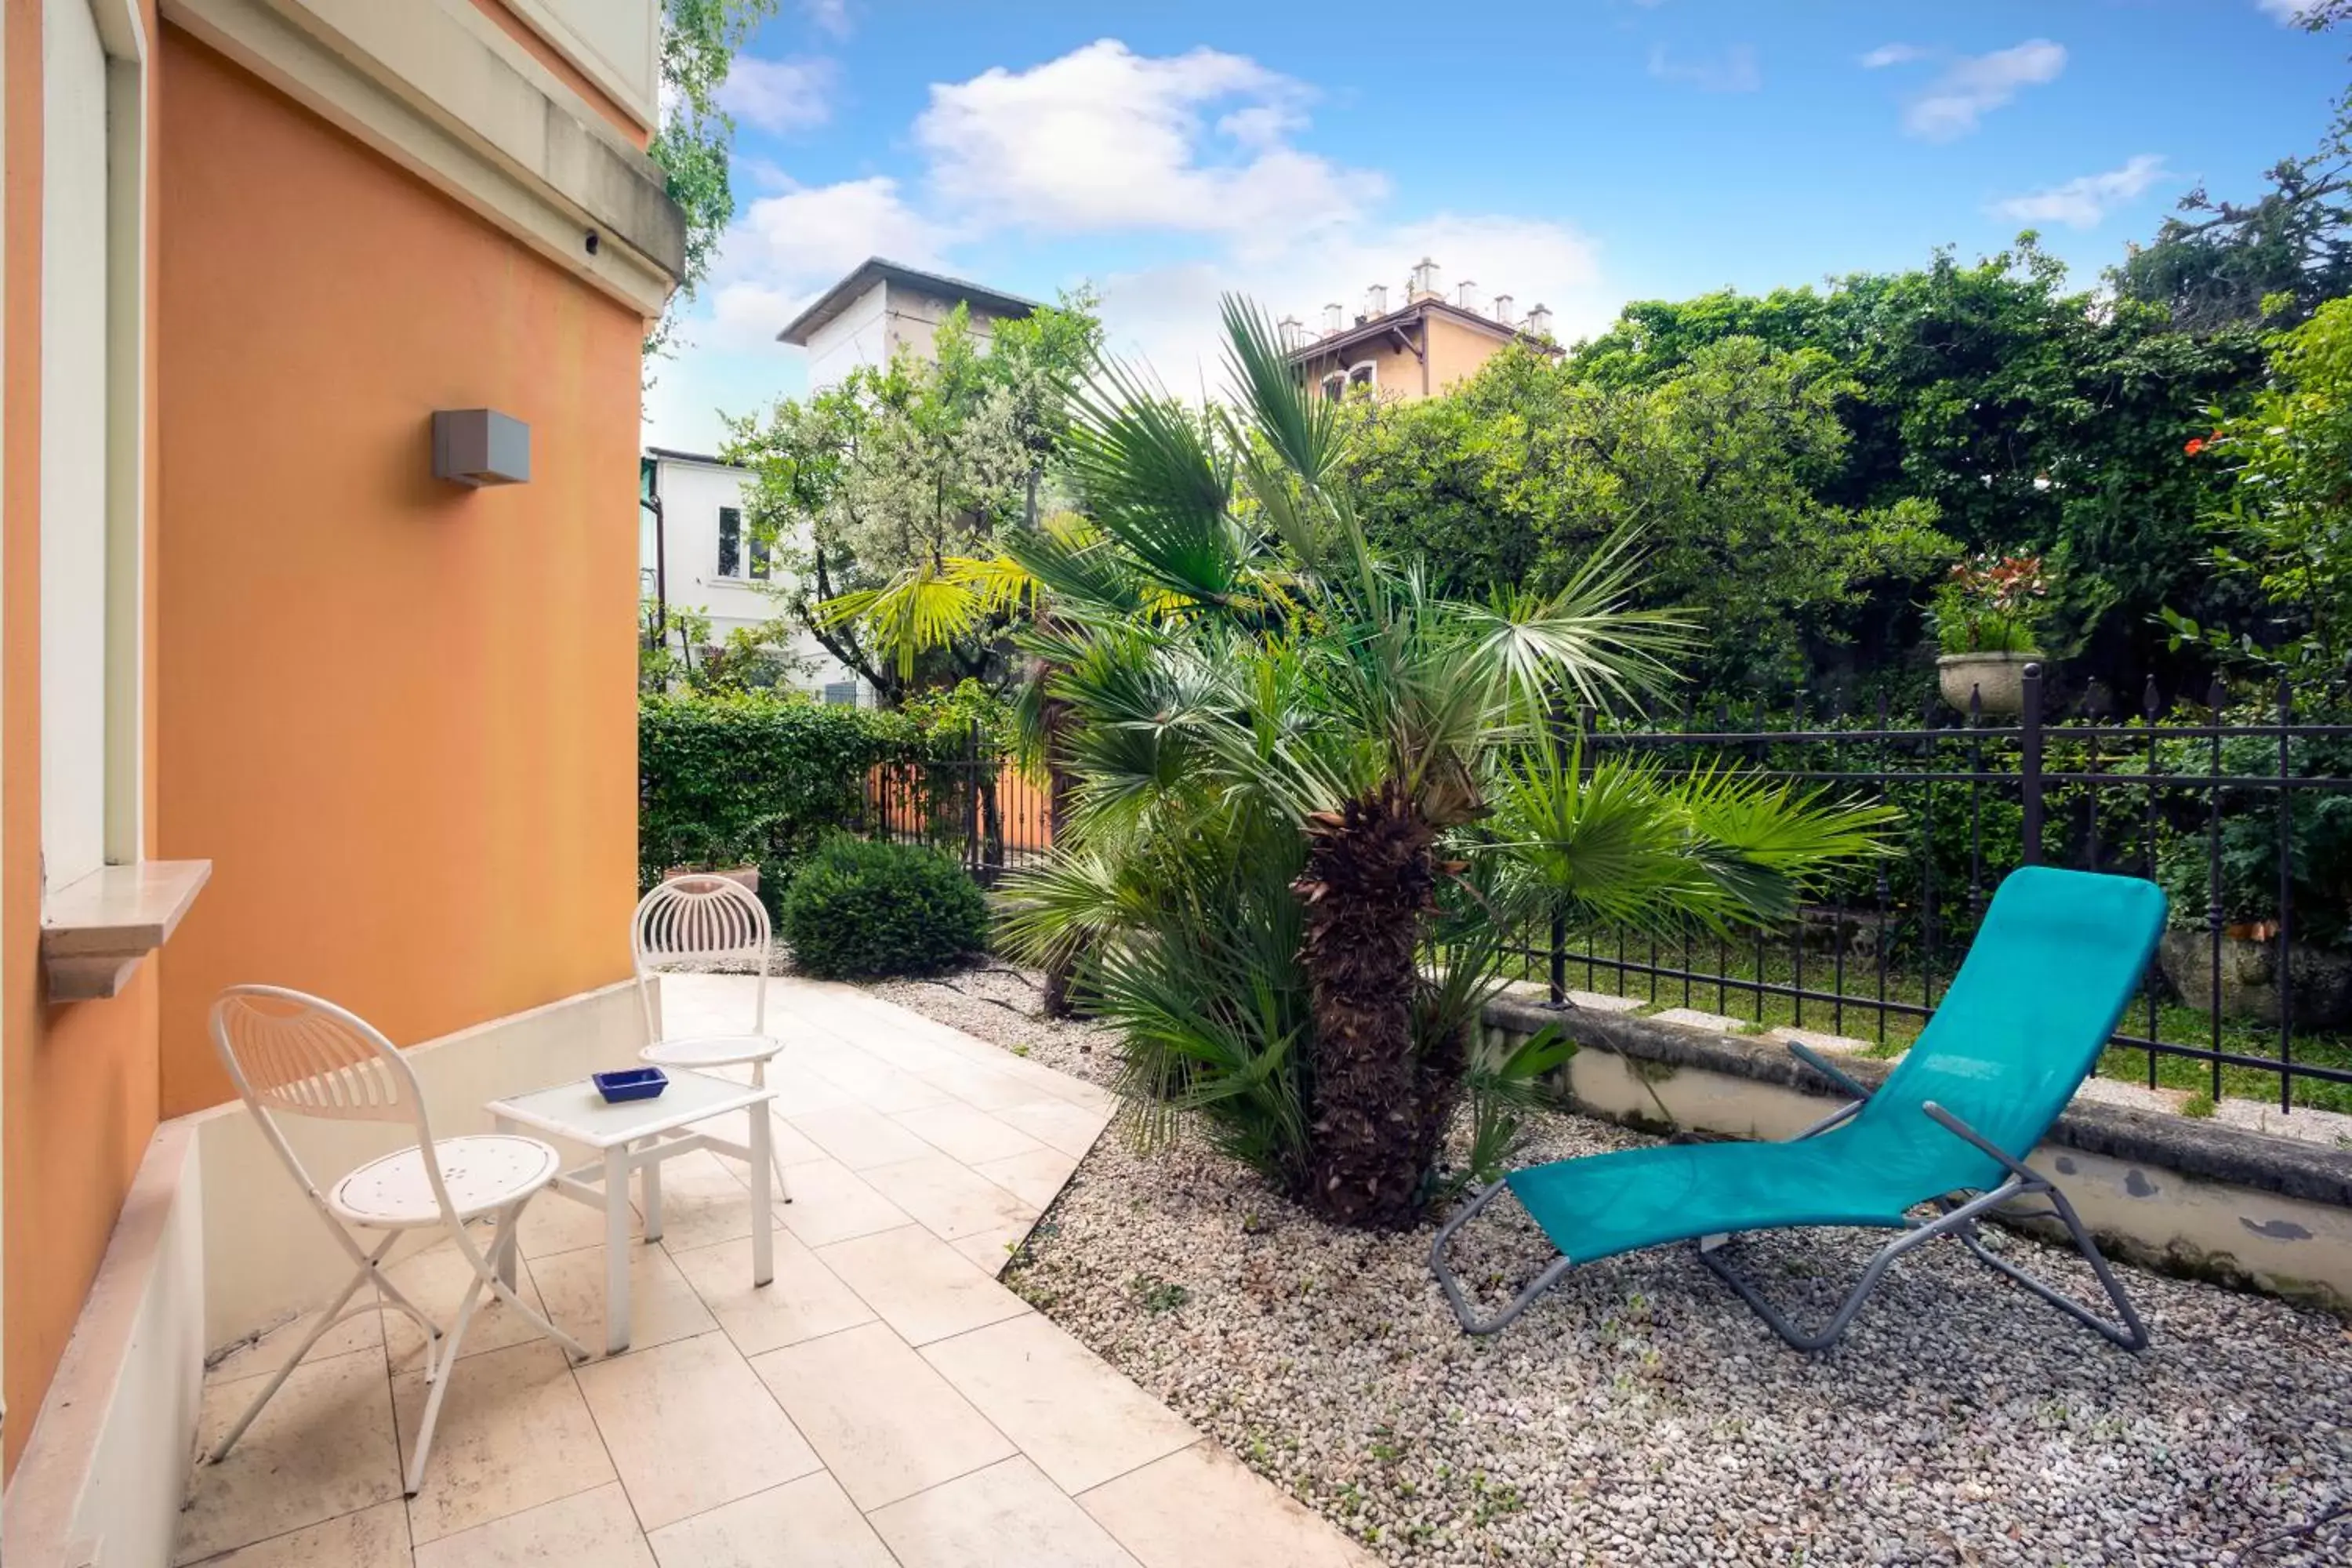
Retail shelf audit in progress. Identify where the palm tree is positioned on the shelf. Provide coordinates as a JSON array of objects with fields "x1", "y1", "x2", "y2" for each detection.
[{"x1": 866, "y1": 299, "x2": 1894, "y2": 1228}]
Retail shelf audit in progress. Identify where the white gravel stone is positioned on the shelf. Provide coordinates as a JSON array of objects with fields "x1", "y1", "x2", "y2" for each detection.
[{"x1": 871, "y1": 965, "x2": 2352, "y2": 1567}]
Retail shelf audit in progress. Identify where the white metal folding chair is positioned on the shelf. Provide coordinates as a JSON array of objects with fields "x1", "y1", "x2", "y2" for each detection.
[
  {"x1": 207, "y1": 985, "x2": 588, "y2": 1496},
  {"x1": 632, "y1": 876, "x2": 792, "y2": 1204}
]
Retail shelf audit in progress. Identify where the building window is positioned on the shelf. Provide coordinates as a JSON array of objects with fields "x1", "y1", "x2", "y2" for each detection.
[
  {"x1": 717, "y1": 506, "x2": 741, "y2": 577},
  {"x1": 1322, "y1": 373, "x2": 1346, "y2": 402},
  {"x1": 1347, "y1": 361, "x2": 1377, "y2": 394},
  {"x1": 822, "y1": 682, "x2": 858, "y2": 707},
  {"x1": 750, "y1": 532, "x2": 771, "y2": 581}
]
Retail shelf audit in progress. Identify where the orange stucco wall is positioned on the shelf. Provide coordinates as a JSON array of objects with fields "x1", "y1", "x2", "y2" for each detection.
[
  {"x1": 3, "y1": 0, "x2": 169, "y2": 1476},
  {"x1": 153, "y1": 25, "x2": 642, "y2": 1118}
]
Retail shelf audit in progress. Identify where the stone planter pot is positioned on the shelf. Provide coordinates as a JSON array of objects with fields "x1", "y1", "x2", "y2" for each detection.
[
  {"x1": 2156, "y1": 928, "x2": 2352, "y2": 1030},
  {"x1": 662, "y1": 864, "x2": 760, "y2": 896},
  {"x1": 1936, "y1": 652, "x2": 2039, "y2": 717}
]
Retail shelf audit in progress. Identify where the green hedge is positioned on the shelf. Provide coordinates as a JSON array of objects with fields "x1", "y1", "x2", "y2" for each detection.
[
  {"x1": 782, "y1": 837, "x2": 989, "y2": 978},
  {"x1": 640, "y1": 692, "x2": 934, "y2": 907}
]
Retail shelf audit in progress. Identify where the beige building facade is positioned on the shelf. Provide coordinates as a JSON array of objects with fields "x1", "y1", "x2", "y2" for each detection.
[{"x1": 1283, "y1": 260, "x2": 1560, "y2": 401}]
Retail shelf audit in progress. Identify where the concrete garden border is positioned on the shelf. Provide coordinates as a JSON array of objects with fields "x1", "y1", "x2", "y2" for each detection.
[{"x1": 1483, "y1": 993, "x2": 2352, "y2": 1314}]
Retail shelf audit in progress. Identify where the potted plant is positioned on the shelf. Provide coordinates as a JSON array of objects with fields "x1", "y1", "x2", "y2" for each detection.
[{"x1": 1929, "y1": 554, "x2": 2049, "y2": 717}]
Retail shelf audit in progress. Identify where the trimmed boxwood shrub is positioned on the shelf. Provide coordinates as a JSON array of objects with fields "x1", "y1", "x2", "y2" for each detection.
[{"x1": 782, "y1": 837, "x2": 989, "y2": 978}]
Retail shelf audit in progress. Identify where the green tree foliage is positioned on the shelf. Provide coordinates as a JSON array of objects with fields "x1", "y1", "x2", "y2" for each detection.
[
  {"x1": 997, "y1": 301, "x2": 1893, "y2": 1229},
  {"x1": 638, "y1": 691, "x2": 963, "y2": 902},
  {"x1": 720, "y1": 298, "x2": 1102, "y2": 701},
  {"x1": 1564, "y1": 240, "x2": 2263, "y2": 698},
  {"x1": 2165, "y1": 297, "x2": 2352, "y2": 690},
  {"x1": 1347, "y1": 339, "x2": 1953, "y2": 693},
  {"x1": 646, "y1": 1, "x2": 780, "y2": 361},
  {"x1": 2114, "y1": 4, "x2": 2352, "y2": 332},
  {"x1": 782, "y1": 838, "x2": 989, "y2": 978}
]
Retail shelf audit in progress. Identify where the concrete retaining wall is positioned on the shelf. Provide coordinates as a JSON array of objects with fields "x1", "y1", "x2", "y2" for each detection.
[{"x1": 1484, "y1": 994, "x2": 2352, "y2": 1313}]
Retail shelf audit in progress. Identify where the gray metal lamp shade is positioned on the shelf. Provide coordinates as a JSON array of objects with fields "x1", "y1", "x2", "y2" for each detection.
[{"x1": 432, "y1": 409, "x2": 531, "y2": 487}]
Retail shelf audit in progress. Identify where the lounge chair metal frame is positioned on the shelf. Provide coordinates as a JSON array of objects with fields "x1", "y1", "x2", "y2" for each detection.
[{"x1": 1430, "y1": 1038, "x2": 2150, "y2": 1351}]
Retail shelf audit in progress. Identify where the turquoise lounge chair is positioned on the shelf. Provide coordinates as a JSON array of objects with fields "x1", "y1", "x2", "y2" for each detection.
[{"x1": 1431, "y1": 866, "x2": 2165, "y2": 1350}]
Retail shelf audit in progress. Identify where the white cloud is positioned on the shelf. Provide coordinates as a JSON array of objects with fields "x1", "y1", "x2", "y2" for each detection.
[
  {"x1": 717, "y1": 56, "x2": 837, "y2": 133},
  {"x1": 1094, "y1": 215, "x2": 1612, "y2": 391},
  {"x1": 648, "y1": 41, "x2": 1623, "y2": 448},
  {"x1": 803, "y1": 0, "x2": 851, "y2": 38},
  {"x1": 1902, "y1": 39, "x2": 2066, "y2": 141},
  {"x1": 695, "y1": 176, "x2": 953, "y2": 354},
  {"x1": 1991, "y1": 154, "x2": 2171, "y2": 229},
  {"x1": 913, "y1": 40, "x2": 1384, "y2": 240},
  {"x1": 1648, "y1": 44, "x2": 1762, "y2": 93},
  {"x1": 1860, "y1": 42, "x2": 1928, "y2": 69}
]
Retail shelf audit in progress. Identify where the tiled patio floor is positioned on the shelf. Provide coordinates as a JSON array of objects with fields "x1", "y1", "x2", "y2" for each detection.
[{"x1": 178, "y1": 975, "x2": 1371, "y2": 1568}]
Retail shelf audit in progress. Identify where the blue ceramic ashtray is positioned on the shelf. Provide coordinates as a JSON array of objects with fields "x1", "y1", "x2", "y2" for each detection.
[{"x1": 593, "y1": 1067, "x2": 668, "y2": 1104}]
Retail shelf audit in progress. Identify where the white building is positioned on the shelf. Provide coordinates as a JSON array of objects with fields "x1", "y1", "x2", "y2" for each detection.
[
  {"x1": 639, "y1": 446, "x2": 868, "y2": 702},
  {"x1": 640, "y1": 260, "x2": 1041, "y2": 702},
  {"x1": 778, "y1": 256, "x2": 1044, "y2": 391}
]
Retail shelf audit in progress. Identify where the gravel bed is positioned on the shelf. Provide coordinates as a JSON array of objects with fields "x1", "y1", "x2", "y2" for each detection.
[{"x1": 873, "y1": 966, "x2": 2352, "y2": 1568}]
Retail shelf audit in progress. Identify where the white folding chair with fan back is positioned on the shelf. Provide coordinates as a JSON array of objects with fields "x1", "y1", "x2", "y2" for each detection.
[
  {"x1": 631, "y1": 875, "x2": 793, "y2": 1208},
  {"x1": 206, "y1": 985, "x2": 588, "y2": 1497}
]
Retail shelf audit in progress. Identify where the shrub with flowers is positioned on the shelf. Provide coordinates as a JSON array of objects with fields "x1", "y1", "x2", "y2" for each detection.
[{"x1": 1927, "y1": 554, "x2": 2050, "y2": 655}]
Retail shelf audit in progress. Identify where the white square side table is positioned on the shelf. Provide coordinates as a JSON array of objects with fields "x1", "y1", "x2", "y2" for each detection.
[{"x1": 485, "y1": 1068, "x2": 775, "y2": 1354}]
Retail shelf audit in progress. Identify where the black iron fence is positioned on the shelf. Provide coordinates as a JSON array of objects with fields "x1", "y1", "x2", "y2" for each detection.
[
  {"x1": 860, "y1": 725, "x2": 1055, "y2": 887},
  {"x1": 1506, "y1": 668, "x2": 2352, "y2": 1116}
]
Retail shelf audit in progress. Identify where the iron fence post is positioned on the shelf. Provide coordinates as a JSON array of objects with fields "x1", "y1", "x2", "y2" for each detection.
[{"x1": 2019, "y1": 663, "x2": 2044, "y2": 866}]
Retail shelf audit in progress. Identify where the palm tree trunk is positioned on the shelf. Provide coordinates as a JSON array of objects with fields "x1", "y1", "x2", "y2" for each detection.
[{"x1": 1294, "y1": 778, "x2": 1439, "y2": 1228}]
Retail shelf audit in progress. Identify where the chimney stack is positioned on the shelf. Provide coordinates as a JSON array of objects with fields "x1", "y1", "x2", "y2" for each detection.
[
  {"x1": 1366, "y1": 282, "x2": 1388, "y2": 317},
  {"x1": 1492, "y1": 293, "x2": 1515, "y2": 327},
  {"x1": 1279, "y1": 314, "x2": 1304, "y2": 351},
  {"x1": 1408, "y1": 257, "x2": 1441, "y2": 300},
  {"x1": 1322, "y1": 302, "x2": 1343, "y2": 335},
  {"x1": 1524, "y1": 303, "x2": 1555, "y2": 339}
]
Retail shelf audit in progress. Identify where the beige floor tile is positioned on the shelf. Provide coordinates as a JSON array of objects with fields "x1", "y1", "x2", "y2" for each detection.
[
  {"x1": 795, "y1": 1044, "x2": 952, "y2": 1114},
  {"x1": 993, "y1": 1098, "x2": 1113, "y2": 1159},
  {"x1": 412, "y1": 1480, "x2": 654, "y2": 1568},
  {"x1": 642, "y1": 1149, "x2": 773, "y2": 1254},
  {"x1": 528, "y1": 1239, "x2": 717, "y2": 1353},
  {"x1": 668, "y1": 1229, "x2": 875, "y2": 1355},
  {"x1": 693, "y1": 1105, "x2": 829, "y2": 1170},
  {"x1": 870, "y1": 1456, "x2": 1140, "y2": 1568},
  {"x1": 203, "y1": 1300, "x2": 384, "y2": 1388},
  {"x1": 760, "y1": 1060, "x2": 859, "y2": 1116},
  {"x1": 815, "y1": 1225, "x2": 1032, "y2": 1345},
  {"x1": 893, "y1": 1102, "x2": 1047, "y2": 1164},
  {"x1": 775, "y1": 1157, "x2": 913, "y2": 1247},
  {"x1": 786, "y1": 1103, "x2": 938, "y2": 1170},
  {"x1": 187, "y1": 1499, "x2": 411, "y2": 1567},
  {"x1": 920, "y1": 1315, "x2": 1197, "y2": 1494},
  {"x1": 382, "y1": 1237, "x2": 558, "y2": 1376},
  {"x1": 750, "y1": 1322, "x2": 1014, "y2": 1510},
  {"x1": 575, "y1": 1330, "x2": 821, "y2": 1531},
  {"x1": 859, "y1": 1152, "x2": 1039, "y2": 1242},
  {"x1": 645, "y1": 1470, "x2": 895, "y2": 1568},
  {"x1": 394, "y1": 1340, "x2": 615, "y2": 1544},
  {"x1": 517, "y1": 1189, "x2": 641, "y2": 1260},
  {"x1": 971, "y1": 1147, "x2": 1081, "y2": 1210},
  {"x1": 176, "y1": 1348, "x2": 401, "y2": 1564},
  {"x1": 1077, "y1": 1442, "x2": 1377, "y2": 1568},
  {"x1": 920, "y1": 1058, "x2": 1043, "y2": 1112},
  {"x1": 949, "y1": 1220, "x2": 1035, "y2": 1277}
]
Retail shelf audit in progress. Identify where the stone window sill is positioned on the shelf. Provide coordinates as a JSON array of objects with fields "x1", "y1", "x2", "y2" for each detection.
[{"x1": 41, "y1": 859, "x2": 212, "y2": 1003}]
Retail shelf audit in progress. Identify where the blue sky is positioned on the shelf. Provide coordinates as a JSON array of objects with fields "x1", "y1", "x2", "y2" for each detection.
[{"x1": 644, "y1": 0, "x2": 2347, "y2": 451}]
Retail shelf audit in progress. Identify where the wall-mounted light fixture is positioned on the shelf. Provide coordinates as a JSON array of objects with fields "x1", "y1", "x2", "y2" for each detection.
[{"x1": 432, "y1": 408, "x2": 531, "y2": 488}]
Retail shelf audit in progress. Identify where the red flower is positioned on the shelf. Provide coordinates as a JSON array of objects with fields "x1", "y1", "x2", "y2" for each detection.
[{"x1": 2184, "y1": 437, "x2": 2205, "y2": 456}]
